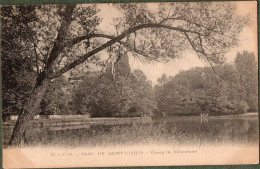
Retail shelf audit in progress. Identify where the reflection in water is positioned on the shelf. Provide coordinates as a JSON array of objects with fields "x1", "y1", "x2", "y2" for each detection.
[
  {"x1": 163, "y1": 118, "x2": 258, "y2": 146},
  {"x1": 2, "y1": 117, "x2": 259, "y2": 147}
]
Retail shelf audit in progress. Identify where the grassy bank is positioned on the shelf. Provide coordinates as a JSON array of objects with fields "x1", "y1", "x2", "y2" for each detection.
[{"x1": 3, "y1": 123, "x2": 184, "y2": 148}]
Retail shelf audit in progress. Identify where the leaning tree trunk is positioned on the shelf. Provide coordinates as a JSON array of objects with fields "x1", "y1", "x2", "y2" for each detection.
[{"x1": 8, "y1": 77, "x2": 51, "y2": 146}]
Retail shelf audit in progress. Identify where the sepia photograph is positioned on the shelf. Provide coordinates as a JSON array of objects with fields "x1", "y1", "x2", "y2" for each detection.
[{"x1": 1, "y1": 1, "x2": 258, "y2": 168}]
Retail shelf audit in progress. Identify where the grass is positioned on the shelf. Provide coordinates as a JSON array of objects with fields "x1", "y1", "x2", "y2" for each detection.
[{"x1": 19, "y1": 122, "x2": 187, "y2": 148}]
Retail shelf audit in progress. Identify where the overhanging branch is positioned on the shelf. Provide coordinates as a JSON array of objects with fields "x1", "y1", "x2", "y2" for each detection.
[
  {"x1": 184, "y1": 32, "x2": 228, "y2": 82},
  {"x1": 50, "y1": 23, "x2": 207, "y2": 79}
]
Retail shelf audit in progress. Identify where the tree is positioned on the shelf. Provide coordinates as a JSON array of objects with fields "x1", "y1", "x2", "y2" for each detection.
[
  {"x1": 1, "y1": 6, "x2": 38, "y2": 121},
  {"x1": 157, "y1": 74, "x2": 168, "y2": 85},
  {"x1": 70, "y1": 61, "x2": 156, "y2": 117},
  {"x1": 155, "y1": 65, "x2": 248, "y2": 115},
  {"x1": 2, "y1": 2, "x2": 247, "y2": 146},
  {"x1": 71, "y1": 72, "x2": 135, "y2": 117},
  {"x1": 234, "y1": 51, "x2": 258, "y2": 111},
  {"x1": 39, "y1": 75, "x2": 71, "y2": 115},
  {"x1": 129, "y1": 70, "x2": 157, "y2": 117}
]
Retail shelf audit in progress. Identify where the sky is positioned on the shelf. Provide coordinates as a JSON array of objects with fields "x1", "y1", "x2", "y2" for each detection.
[{"x1": 95, "y1": 1, "x2": 257, "y2": 85}]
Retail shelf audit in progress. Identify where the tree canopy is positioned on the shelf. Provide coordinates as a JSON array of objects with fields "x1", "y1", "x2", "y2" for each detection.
[
  {"x1": 234, "y1": 51, "x2": 258, "y2": 111},
  {"x1": 2, "y1": 3, "x2": 248, "y2": 81},
  {"x1": 154, "y1": 56, "x2": 257, "y2": 116},
  {"x1": 70, "y1": 56, "x2": 156, "y2": 117},
  {"x1": 1, "y1": 6, "x2": 37, "y2": 120}
]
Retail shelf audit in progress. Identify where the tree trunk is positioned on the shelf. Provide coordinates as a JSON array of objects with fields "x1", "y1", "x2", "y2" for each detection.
[{"x1": 8, "y1": 77, "x2": 50, "y2": 146}]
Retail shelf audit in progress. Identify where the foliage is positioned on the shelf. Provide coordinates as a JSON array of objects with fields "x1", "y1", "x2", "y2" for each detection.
[
  {"x1": 1, "y1": 6, "x2": 37, "y2": 120},
  {"x1": 236, "y1": 100, "x2": 249, "y2": 114},
  {"x1": 1, "y1": 3, "x2": 245, "y2": 80},
  {"x1": 71, "y1": 74, "x2": 135, "y2": 117},
  {"x1": 40, "y1": 76, "x2": 71, "y2": 115},
  {"x1": 155, "y1": 64, "x2": 249, "y2": 115},
  {"x1": 234, "y1": 51, "x2": 258, "y2": 111},
  {"x1": 129, "y1": 70, "x2": 157, "y2": 117},
  {"x1": 70, "y1": 61, "x2": 157, "y2": 117},
  {"x1": 115, "y1": 2, "x2": 247, "y2": 63}
]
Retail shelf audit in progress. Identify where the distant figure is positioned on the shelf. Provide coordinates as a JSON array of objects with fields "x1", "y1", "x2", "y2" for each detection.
[{"x1": 200, "y1": 102, "x2": 209, "y2": 123}]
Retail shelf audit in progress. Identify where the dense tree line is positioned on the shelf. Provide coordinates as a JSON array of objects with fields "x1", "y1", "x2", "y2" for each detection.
[
  {"x1": 70, "y1": 70, "x2": 156, "y2": 117},
  {"x1": 4, "y1": 50, "x2": 256, "y2": 119},
  {"x1": 155, "y1": 52, "x2": 257, "y2": 116},
  {"x1": 44, "y1": 55, "x2": 156, "y2": 117}
]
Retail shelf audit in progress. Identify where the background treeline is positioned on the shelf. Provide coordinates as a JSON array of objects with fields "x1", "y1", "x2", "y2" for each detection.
[
  {"x1": 2, "y1": 50, "x2": 257, "y2": 120},
  {"x1": 155, "y1": 51, "x2": 258, "y2": 116},
  {"x1": 69, "y1": 70, "x2": 156, "y2": 118},
  {"x1": 3, "y1": 54, "x2": 157, "y2": 119}
]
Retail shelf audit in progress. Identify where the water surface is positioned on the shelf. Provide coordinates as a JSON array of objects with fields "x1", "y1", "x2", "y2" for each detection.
[{"x1": 3, "y1": 116, "x2": 258, "y2": 147}]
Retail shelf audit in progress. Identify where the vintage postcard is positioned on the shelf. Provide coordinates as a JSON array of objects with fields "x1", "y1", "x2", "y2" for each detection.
[{"x1": 1, "y1": 1, "x2": 258, "y2": 168}]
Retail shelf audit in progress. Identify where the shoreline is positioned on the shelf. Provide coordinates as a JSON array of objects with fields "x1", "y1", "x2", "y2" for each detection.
[{"x1": 4, "y1": 112, "x2": 258, "y2": 124}]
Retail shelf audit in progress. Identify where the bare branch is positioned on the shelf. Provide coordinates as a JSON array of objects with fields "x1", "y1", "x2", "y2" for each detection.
[
  {"x1": 161, "y1": 17, "x2": 236, "y2": 40},
  {"x1": 184, "y1": 32, "x2": 228, "y2": 82},
  {"x1": 34, "y1": 43, "x2": 47, "y2": 61}
]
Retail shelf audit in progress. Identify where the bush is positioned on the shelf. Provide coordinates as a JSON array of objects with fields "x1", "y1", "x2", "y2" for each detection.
[{"x1": 236, "y1": 101, "x2": 249, "y2": 114}]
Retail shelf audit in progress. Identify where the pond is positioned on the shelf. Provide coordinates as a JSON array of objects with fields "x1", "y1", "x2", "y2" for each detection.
[{"x1": 3, "y1": 115, "x2": 258, "y2": 148}]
